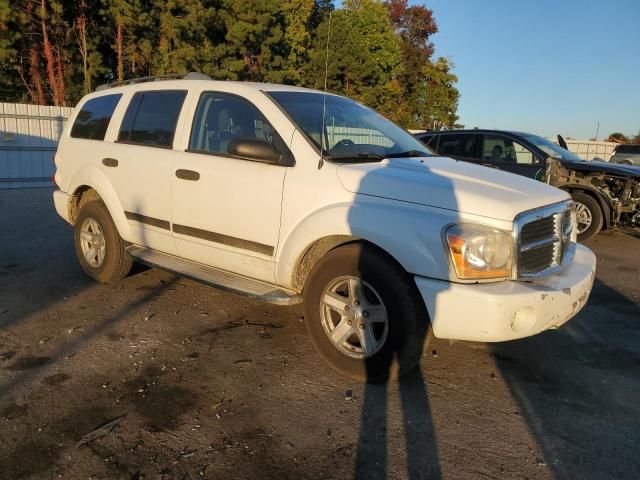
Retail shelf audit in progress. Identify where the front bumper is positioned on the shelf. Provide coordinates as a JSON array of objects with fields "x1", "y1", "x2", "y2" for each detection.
[
  {"x1": 53, "y1": 189, "x2": 72, "y2": 224},
  {"x1": 415, "y1": 244, "x2": 596, "y2": 342}
]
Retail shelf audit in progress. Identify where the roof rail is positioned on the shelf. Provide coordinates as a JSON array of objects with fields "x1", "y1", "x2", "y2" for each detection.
[{"x1": 95, "y1": 72, "x2": 211, "y2": 92}]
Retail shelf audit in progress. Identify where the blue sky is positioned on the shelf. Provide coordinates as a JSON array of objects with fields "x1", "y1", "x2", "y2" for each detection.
[{"x1": 338, "y1": 0, "x2": 640, "y2": 139}]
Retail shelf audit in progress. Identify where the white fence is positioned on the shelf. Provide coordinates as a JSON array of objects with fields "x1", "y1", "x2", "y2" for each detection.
[
  {"x1": 559, "y1": 139, "x2": 618, "y2": 161},
  {"x1": 0, "y1": 102, "x2": 73, "y2": 189}
]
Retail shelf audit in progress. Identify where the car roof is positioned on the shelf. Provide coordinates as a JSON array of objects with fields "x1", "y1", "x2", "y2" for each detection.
[
  {"x1": 419, "y1": 129, "x2": 534, "y2": 137},
  {"x1": 84, "y1": 78, "x2": 327, "y2": 102}
]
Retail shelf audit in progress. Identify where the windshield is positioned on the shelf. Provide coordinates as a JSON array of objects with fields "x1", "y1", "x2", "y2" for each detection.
[
  {"x1": 267, "y1": 91, "x2": 431, "y2": 161},
  {"x1": 521, "y1": 133, "x2": 584, "y2": 161}
]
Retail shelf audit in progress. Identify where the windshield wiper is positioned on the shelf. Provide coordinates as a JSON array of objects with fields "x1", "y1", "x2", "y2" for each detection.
[
  {"x1": 326, "y1": 150, "x2": 430, "y2": 163},
  {"x1": 385, "y1": 150, "x2": 430, "y2": 158},
  {"x1": 325, "y1": 153, "x2": 385, "y2": 163}
]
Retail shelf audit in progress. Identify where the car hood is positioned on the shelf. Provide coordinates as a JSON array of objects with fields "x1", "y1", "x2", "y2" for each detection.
[
  {"x1": 336, "y1": 156, "x2": 569, "y2": 222},
  {"x1": 561, "y1": 159, "x2": 640, "y2": 178}
]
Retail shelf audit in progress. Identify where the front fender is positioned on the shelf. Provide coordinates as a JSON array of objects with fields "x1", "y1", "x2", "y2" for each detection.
[
  {"x1": 275, "y1": 198, "x2": 457, "y2": 288},
  {"x1": 67, "y1": 165, "x2": 132, "y2": 240}
]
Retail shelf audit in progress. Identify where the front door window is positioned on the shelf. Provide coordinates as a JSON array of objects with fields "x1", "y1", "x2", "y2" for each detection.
[{"x1": 483, "y1": 134, "x2": 535, "y2": 164}]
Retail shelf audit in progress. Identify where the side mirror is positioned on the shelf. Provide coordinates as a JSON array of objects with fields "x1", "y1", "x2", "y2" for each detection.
[{"x1": 227, "y1": 138, "x2": 286, "y2": 165}]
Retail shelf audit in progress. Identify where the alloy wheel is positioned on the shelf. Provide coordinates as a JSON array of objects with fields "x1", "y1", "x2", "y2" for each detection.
[{"x1": 319, "y1": 276, "x2": 389, "y2": 359}]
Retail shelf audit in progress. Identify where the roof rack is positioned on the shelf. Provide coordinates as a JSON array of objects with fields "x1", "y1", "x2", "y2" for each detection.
[{"x1": 95, "y1": 72, "x2": 211, "y2": 92}]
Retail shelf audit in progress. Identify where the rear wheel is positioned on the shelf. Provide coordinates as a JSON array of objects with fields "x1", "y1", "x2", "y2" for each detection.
[
  {"x1": 74, "y1": 200, "x2": 133, "y2": 283},
  {"x1": 303, "y1": 243, "x2": 430, "y2": 382},
  {"x1": 571, "y1": 191, "x2": 603, "y2": 242}
]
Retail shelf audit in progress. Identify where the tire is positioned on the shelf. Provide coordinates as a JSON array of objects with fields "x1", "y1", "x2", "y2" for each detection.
[
  {"x1": 572, "y1": 191, "x2": 603, "y2": 242},
  {"x1": 74, "y1": 200, "x2": 133, "y2": 283},
  {"x1": 303, "y1": 243, "x2": 430, "y2": 382}
]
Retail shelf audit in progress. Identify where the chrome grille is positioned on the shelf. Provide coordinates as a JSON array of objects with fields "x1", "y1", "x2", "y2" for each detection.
[
  {"x1": 520, "y1": 216, "x2": 556, "y2": 244},
  {"x1": 515, "y1": 201, "x2": 575, "y2": 279},
  {"x1": 520, "y1": 243, "x2": 555, "y2": 273}
]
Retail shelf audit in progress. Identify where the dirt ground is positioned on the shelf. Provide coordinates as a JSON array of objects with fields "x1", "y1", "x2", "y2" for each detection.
[{"x1": 0, "y1": 187, "x2": 639, "y2": 480}]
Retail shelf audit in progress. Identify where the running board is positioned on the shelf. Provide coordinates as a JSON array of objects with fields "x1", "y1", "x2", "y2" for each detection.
[{"x1": 126, "y1": 246, "x2": 302, "y2": 306}]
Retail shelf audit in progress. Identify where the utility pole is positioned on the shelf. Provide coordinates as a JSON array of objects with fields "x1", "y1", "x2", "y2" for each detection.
[{"x1": 595, "y1": 121, "x2": 600, "y2": 141}]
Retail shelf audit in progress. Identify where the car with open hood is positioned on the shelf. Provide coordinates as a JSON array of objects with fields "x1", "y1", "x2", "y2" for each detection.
[
  {"x1": 416, "y1": 129, "x2": 640, "y2": 241},
  {"x1": 52, "y1": 74, "x2": 596, "y2": 381}
]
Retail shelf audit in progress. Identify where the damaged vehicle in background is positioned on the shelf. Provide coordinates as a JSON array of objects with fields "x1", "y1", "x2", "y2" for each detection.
[{"x1": 416, "y1": 129, "x2": 640, "y2": 241}]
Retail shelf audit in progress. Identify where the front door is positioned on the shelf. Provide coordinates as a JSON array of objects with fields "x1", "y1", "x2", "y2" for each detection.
[
  {"x1": 171, "y1": 91, "x2": 290, "y2": 283},
  {"x1": 480, "y1": 134, "x2": 544, "y2": 179}
]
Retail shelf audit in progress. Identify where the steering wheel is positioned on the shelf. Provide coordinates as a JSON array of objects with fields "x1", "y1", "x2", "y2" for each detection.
[{"x1": 334, "y1": 139, "x2": 354, "y2": 148}]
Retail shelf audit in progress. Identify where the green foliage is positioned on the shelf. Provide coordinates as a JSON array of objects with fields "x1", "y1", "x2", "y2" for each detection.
[
  {"x1": 304, "y1": 0, "x2": 403, "y2": 120},
  {"x1": 609, "y1": 132, "x2": 629, "y2": 143},
  {"x1": 0, "y1": 0, "x2": 459, "y2": 129}
]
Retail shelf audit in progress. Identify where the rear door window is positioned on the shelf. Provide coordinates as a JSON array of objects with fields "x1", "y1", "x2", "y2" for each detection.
[
  {"x1": 436, "y1": 133, "x2": 480, "y2": 158},
  {"x1": 70, "y1": 94, "x2": 122, "y2": 140},
  {"x1": 118, "y1": 91, "x2": 187, "y2": 148}
]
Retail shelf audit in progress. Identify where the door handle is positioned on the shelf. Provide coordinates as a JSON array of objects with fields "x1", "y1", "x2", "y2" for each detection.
[
  {"x1": 175, "y1": 169, "x2": 200, "y2": 181},
  {"x1": 102, "y1": 158, "x2": 118, "y2": 167}
]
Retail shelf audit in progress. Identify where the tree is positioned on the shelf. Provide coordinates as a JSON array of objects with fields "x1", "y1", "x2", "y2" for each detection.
[
  {"x1": 608, "y1": 132, "x2": 629, "y2": 143},
  {"x1": 0, "y1": 0, "x2": 459, "y2": 125},
  {"x1": 212, "y1": 0, "x2": 288, "y2": 82},
  {"x1": 385, "y1": 0, "x2": 459, "y2": 129},
  {"x1": 305, "y1": 0, "x2": 404, "y2": 120},
  {"x1": 281, "y1": 0, "x2": 316, "y2": 83},
  {"x1": 0, "y1": 0, "x2": 68, "y2": 105}
]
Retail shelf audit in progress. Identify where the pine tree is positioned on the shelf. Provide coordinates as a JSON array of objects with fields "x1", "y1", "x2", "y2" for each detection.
[{"x1": 305, "y1": 0, "x2": 403, "y2": 121}]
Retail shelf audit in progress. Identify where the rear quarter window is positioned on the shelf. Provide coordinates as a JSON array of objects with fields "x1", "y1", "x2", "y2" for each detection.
[
  {"x1": 118, "y1": 91, "x2": 187, "y2": 148},
  {"x1": 70, "y1": 94, "x2": 122, "y2": 140}
]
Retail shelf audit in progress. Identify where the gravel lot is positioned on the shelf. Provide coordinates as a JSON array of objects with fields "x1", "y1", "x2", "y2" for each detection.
[{"x1": 1, "y1": 187, "x2": 639, "y2": 480}]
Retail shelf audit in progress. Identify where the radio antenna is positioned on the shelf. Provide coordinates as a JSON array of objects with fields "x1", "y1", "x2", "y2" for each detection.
[{"x1": 318, "y1": 9, "x2": 332, "y2": 170}]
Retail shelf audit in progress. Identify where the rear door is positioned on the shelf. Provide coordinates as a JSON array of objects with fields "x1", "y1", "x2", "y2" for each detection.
[
  {"x1": 432, "y1": 133, "x2": 483, "y2": 165},
  {"x1": 480, "y1": 134, "x2": 544, "y2": 179},
  {"x1": 103, "y1": 90, "x2": 187, "y2": 254}
]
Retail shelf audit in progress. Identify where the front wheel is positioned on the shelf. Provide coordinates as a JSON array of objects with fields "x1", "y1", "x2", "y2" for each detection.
[
  {"x1": 572, "y1": 192, "x2": 603, "y2": 242},
  {"x1": 303, "y1": 243, "x2": 430, "y2": 382}
]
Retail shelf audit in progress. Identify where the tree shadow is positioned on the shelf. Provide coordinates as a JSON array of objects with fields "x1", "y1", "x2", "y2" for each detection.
[
  {"x1": 492, "y1": 278, "x2": 640, "y2": 478},
  {"x1": 0, "y1": 189, "x2": 172, "y2": 398},
  {"x1": 0, "y1": 187, "x2": 92, "y2": 332}
]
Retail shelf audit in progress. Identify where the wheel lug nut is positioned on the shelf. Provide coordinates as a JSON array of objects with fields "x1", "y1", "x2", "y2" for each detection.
[
  {"x1": 347, "y1": 320, "x2": 353, "y2": 326},
  {"x1": 358, "y1": 323, "x2": 365, "y2": 330},
  {"x1": 362, "y1": 310, "x2": 369, "y2": 318},
  {"x1": 354, "y1": 300, "x2": 360, "y2": 306}
]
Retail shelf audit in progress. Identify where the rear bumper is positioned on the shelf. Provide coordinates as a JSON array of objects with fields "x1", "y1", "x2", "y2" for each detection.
[
  {"x1": 53, "y1": 189, "x2": 72, "y2": 224},
  {"x1": 415, "y1": 244, "x2": 596, "y2": 342}
]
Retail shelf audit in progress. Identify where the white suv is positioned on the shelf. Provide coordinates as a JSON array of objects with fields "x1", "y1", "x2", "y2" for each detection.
[{"x1": 53, "y1": 73, "x2": 596, "y2": 381}]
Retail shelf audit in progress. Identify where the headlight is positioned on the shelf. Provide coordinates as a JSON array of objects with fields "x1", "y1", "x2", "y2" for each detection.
[{"x1": 445, "y1": 224, "x2": 513, "y2": 279}]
